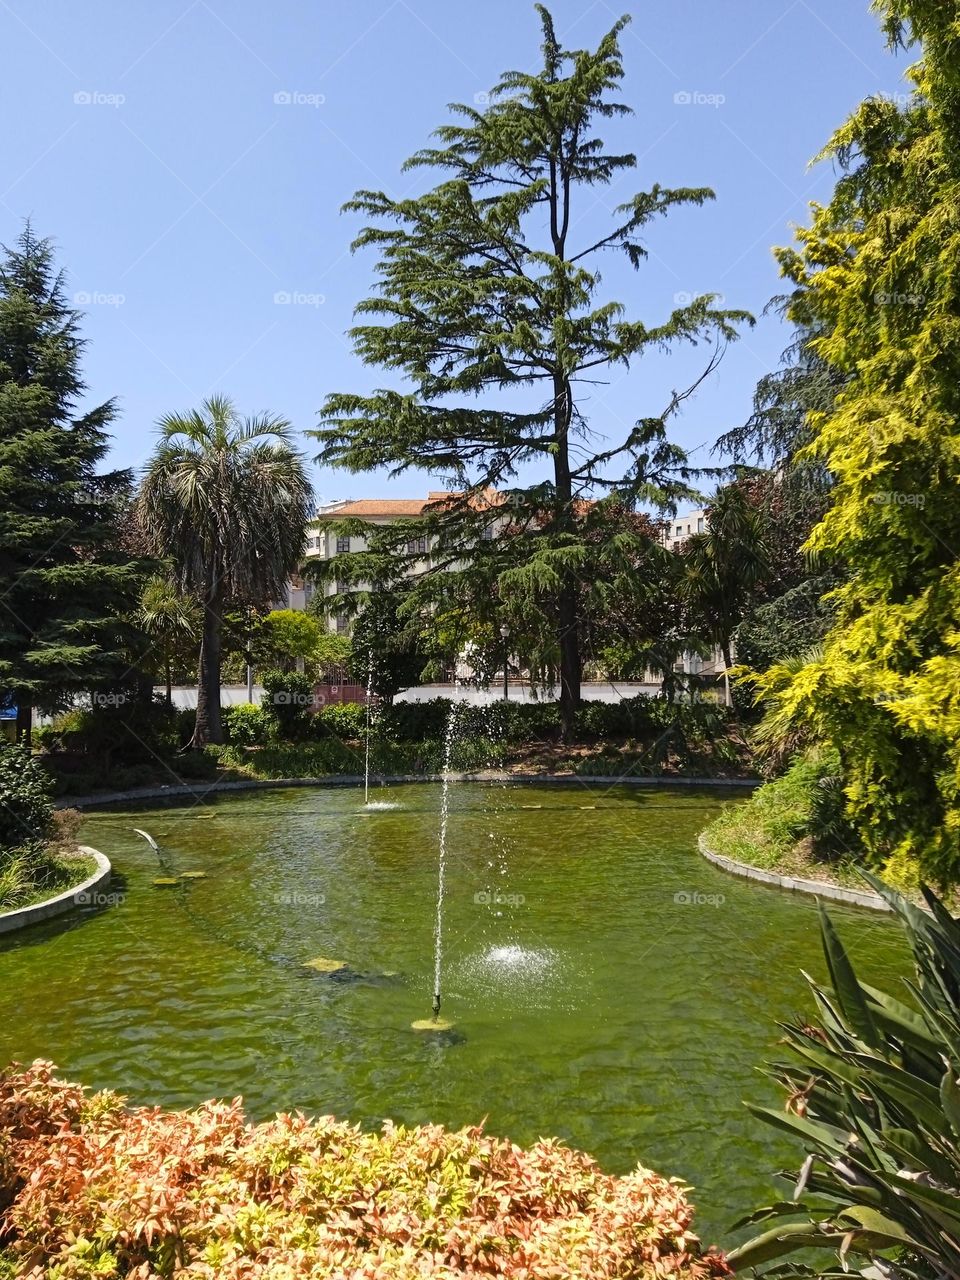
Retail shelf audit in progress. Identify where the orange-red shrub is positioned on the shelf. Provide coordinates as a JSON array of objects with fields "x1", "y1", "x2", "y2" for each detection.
[{"x1": 0, "y1": 1061, "x2": 731, "y2": 1279}]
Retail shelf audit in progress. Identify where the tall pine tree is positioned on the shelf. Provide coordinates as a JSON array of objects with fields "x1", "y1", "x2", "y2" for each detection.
[
  {"x1": 0, "y1": 224, "x2": 139, "y2": 743},
  {"x1": 313, "y1": 5, "x2": 750, "y2": 737}
]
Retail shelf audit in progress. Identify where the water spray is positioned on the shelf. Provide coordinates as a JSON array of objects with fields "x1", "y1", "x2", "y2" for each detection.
[
  {"x1": 412, "y1": 702, "x2": 459, "y2": 1033},
  {"x1": 364, "y1": 648, "x2": 374, "y2": 806}
]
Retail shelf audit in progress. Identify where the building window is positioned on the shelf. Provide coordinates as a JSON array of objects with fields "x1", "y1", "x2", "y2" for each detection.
[
  {"x1": 407, "y1": 535, "x2": 427, "y2": 555},
  {"x1": 697, "y1": 517, "x2": 705, "y2": 533},
  {"x1": 675, "y1": 524, "x2": 682, "y2": 536},
  {"x1": 335, "y1": 535, "x2": 350, "y2": 554},
  {"x1": 335, "y1": 613, "x2": 349, "y2": 634},
  {"x1": 481, "y1": 524, "x2": 494, "y2": 541},
  {"x1": 672, "y1": 540, "x2": 681, "y2": 553}
]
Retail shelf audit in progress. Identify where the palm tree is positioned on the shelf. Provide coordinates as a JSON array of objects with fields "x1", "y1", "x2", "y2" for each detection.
[
  {"x1": 682, "y1": 484, "x2": 771, "y2": 706},
  {"x1": 137, "y1": 576, "x2": 201, "y2": 707},
  {"x1": 136, "y1": 396, "x2": 313, "y2": 746}
]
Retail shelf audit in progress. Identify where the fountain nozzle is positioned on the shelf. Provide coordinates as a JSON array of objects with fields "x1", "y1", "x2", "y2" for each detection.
[{"x1": 432, "y1": 991, "x2": 441, "y2": 1021}]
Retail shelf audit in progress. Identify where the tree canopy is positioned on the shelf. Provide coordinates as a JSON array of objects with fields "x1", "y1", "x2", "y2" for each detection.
[
  {"x1": 312, "y1": 4, "x2": 750, "y2": 735},
  {"x1": 748, "y1": 0, "x2": 960, "y2": 884}
]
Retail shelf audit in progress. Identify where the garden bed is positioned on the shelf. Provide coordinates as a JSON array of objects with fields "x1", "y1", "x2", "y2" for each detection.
[{"x1": 0, "y1": 1060, "x2": 731, "y2": 1280}]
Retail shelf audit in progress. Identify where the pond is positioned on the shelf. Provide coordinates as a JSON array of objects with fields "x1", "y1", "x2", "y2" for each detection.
[{"x1": 0, "y1": 781, "x2": 907, "y2": 1243}]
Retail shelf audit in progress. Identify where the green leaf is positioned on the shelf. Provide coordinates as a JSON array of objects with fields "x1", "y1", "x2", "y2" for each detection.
[
  {"x1": 727, "y1": 1222, "x2": 844, "y2": 1270},
  {"x1": 819, "y1": 904, "x2": 880, "y2": 1049}
]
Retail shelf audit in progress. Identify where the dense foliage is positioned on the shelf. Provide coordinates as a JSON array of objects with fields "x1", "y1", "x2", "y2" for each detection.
[
  {"x1": 732, "y1": 878, "x2": 960, "y2": 1280},
  {"x1": 0, "y1": 225, "x2": 143, "y2": 742},
  {"x1": 745, "y1": 2, "x2": 960, "y2": 883},
  {"x1": 0, "y1": 744, "x2": 86, "y2": 909},
  {"x1": 136, "y1": 397, "x2": 312, "y2": 747},
  {"x1": 0, "y1": 1060, "x2": 729, "y2": 1280}
]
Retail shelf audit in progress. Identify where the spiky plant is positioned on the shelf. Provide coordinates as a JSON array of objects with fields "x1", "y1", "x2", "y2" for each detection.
[
  {"x1": 731, "y1": 878, "x2": 960, "y2": 1279},
  {"x1": 136, "y1": 396, "x2": 312, "y2": 746}
]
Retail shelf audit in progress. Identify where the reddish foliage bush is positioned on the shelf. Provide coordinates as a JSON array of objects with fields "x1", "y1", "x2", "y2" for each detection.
[{"x1": 0, "y1": 1061, "x2": 731, "y2": 1279}]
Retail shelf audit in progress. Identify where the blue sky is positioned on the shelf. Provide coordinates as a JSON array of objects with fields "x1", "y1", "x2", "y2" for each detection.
[{"x1": 0, "y1": 1, "x2": 912, "y2": 506}]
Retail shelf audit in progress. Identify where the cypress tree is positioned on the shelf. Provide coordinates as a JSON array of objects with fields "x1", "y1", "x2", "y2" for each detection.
[{"x1": 0, "y1": 223, "x2": 138, "y2": 742}]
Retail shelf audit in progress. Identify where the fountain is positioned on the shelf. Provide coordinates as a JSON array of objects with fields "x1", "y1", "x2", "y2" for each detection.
[
  {"x1": 361, "y1": 648, "x2": 400, "y2": 812},
  {"x1": 411, "y1": 701, "x2": 459, "y2": 1032},
  {"x1": 364, "y1": 649, "x2": 373, "y2": 806}
]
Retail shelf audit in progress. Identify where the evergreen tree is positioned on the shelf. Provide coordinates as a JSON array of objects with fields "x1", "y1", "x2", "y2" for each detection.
[
  {"x1": 681, "y1": 484, "x2": 771, "y2": 706},
  {"x1": 0, "y1": 224, "x2": 140, "y2": 743},
  {"x1": 313, "y1": 5, "x2": 750, "y2": 738},
  {"x1": 749, "y1": 1, "x2": 960, "y2": 883}
]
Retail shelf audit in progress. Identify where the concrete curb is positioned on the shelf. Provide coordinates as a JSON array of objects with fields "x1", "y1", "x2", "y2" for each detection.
[
  {"x1": 57, "y1": 773, "x2": 757, "y2": 810},
  {"x1": 0, "y1": 846, "x2": 112, "y2": 934},
  {"x1": 697, "y1": 833, "x2": 890, "y2": 912}
]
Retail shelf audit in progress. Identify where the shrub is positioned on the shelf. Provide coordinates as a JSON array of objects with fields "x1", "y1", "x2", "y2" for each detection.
[
  {"x1": 0, "y1": 1060, "x2": 730, "y2": 1280},
  {"x1": 37, "y1": 698, "x2": 179, "y2": 764},
  {"x1": 316, "y1": 699, "x2": 368, "y2": 740},
  {"x1": 49, "y1": 807, "x2": 82, "y2": 853},
  {"x1": 0, "y1": 744, "x2": 53, "y2": 857},
  {"x1": 704, "y1": 747, "x2": 853, "y2": 872},
  {"x1": 222, "y1": 703, "x2": 270, "y2": 747},
  {"x1": 731, "y1": 880, "x2": 960, "y2": 1280},
  {"x1": 260, "y1": 669, "x2": 315, "y2": 741}
]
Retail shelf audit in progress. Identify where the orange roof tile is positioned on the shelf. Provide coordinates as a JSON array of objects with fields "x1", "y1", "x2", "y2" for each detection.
[{"x1": 318, "y1": 499, "x2": 428, "y2": 517}]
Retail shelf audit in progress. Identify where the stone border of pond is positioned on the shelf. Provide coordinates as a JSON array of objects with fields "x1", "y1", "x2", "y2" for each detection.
[
  {"x1": 697, "y1": 832, "x2": 889, "y2": 912},
  {"x1": 56, "y1": 772, "x2": 758, "y2": 810},
  {"x1": 0, "y1": 847, "x2": 112, "y2": 934}
]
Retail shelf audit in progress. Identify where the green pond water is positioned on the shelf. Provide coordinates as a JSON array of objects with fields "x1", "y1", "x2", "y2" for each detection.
[{"x1": 0, "y1": 782, "x2": 908, "y2": 1244}]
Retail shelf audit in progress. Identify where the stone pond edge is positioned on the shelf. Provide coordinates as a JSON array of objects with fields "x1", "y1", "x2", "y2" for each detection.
[
  {"x1": 697, "y1": 833, "x2": 890, "y2": 912},
  {"x1": 55, "y1": 771, "x2": 758, "y2": 811},
  {"x1": 0, "y1": 847, "x2": 112, "y2": 935}
]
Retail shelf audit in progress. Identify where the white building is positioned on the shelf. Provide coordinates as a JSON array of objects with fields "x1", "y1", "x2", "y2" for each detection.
[{"x1": 288, "y1": 492, "x2": 507, "y2": 632}]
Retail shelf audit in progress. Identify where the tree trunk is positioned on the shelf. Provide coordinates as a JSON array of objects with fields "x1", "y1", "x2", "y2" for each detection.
[
  {"x1": 548, "y1": 146, "x2": 580, "y2": 744},
  {"x1": 192, "y1": 590, "x2": 224, "y2": 747},
  {"x1": 164, "y1": 651, "x2": 173, "y2": 708},
  {"x1": 721, "y1": 642, "x2": 734, "y2": 708},
  {"x1": 553, "y1": 373, "x2": 581, "y2": 743},
  {"x1": 15, "y1": 700, "x2": 32, "y2": 747}
]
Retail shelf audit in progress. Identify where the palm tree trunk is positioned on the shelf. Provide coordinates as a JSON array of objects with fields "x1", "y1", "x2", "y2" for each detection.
[
  {"x1": 192, "y1": 589, "x2": 225, "y2": 746},
  {"x1": 164, "y1": 649, "x2": 173, "y2": 708}
]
